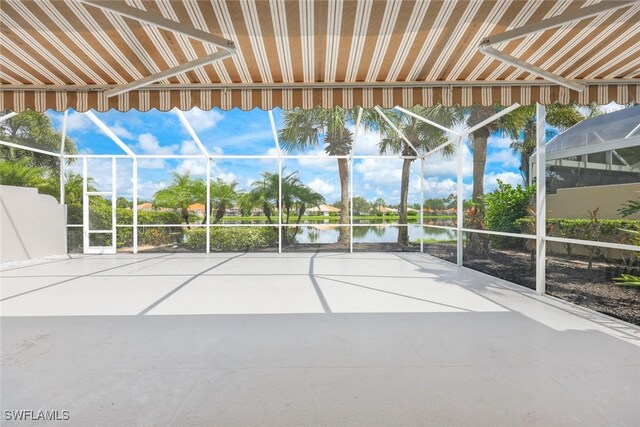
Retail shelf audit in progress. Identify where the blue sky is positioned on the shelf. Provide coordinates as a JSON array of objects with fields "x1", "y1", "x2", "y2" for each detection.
[{"x1": 45, "y1": 107, "x2": 542, "y2": 204}]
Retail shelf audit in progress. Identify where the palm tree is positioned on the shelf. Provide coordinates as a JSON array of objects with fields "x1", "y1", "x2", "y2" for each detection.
[
  {"x1": 250, "y1": 170, "x2": 325, "y2": 244},
  {"x1": 249, "y1": 171, "x2": 281, "y2": 224},
  {"x1": 278, "y1": 107, "x2": 384, "y2": 245},
  {"x1": 379, "y1": 105, "x2": 457, "y2": 246},
  {"x1": 372, "y1": 197, "x2": 386, "y2": 213},
  {"x1": 464, "y1": 105, "x2": 527, "y2": 204},
  {"x1": 207, "y1": 178, "x2": 239, "y2": 224},
  {"x1": 0, "y1": 110, "x2": 76, "y2": 174},
  {"x1": 509, "y1": 102, "x2": 595, "y2": 183},
  {"x1": 153, "y1": 172, "x2": 203, "y2": 226},
  {"x1": 0, "y1": 157, "x2": 45, "y2": 187}
]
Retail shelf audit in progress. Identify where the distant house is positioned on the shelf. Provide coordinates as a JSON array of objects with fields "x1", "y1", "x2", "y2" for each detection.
[
  {"x1": 188, "y1": 203, "x2": 206, "y2": 217},
  {"x1": 375, "y1": 205, "x2": 398, "y2": 215},
  {"x1": 137, "y1": 202, "x2": 154, "y2": 211},
  {"x1": 251, "y1": 207, "x2": 264, "y2": 216},
  {"x1": 226, "y1": 207, "x2": 241, "y2": 216},
  {"x1": 306, "y1": 204, "x2": 341, "y2": 216}
]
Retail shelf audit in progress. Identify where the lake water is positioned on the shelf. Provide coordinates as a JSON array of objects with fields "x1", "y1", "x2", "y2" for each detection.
[
  {"x1": 294, "y1": 223, "x2": 455, "y2": 244},
  {"x1": 219, "y1": 218, "x2": 456, "y2": 244}
]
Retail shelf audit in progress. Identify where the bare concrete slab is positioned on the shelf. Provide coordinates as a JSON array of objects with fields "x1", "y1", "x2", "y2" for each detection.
[{"x1": 1, "y1": 252, "x2": 639, "y2": 426}]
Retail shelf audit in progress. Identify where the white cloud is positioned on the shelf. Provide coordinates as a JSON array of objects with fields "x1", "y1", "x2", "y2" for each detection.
[
  {"x1": 296, "y1": 151, "x2": 336, "y2": 170},
  {"x1": 179, "y1": 139, "x2": 201, "y2": 155},
  {"x1": 111, "y1": 121, "x2": 134, "y2": 139},
  {"x1": 308, "y1": 178, "x2": 335, "y2": 196},
  {"x1": 220, "y1": 130, "x2": 274, "y2": 149},
  {"x1": 352, "y1": 128, "x2": 382, "y2": 155},
  {"x1": 182, "y1": 108, "x2": 224, "y2": 132},
  {"x1": 138, "y1": 158, "x2": 167, "y2": 169},
  {"x1": 355, "y1": 158, "x2": 402, "y2": 185},
  {"x1": 136, "y1": 133, "x2": 177, "y2": 155},
  {"x1": 489, "y1": 135, "x2": 514, "y2": 149},
  {"x1": 65, "y1": 112, "x2": 93, "y2": 132},
  {"x1": 216, "y1": 172, "x2": 237, "y2": 184},
  {"x1": 487, "y1": 148, "x2": 520, "y2": 168},
  {"x1": 484, "y1": 171, "x2": 524, "y2": 192},
  {"x1": 176, "y1": 159, "x2": 207, "y2": 176},
  {"x1": 136, "y1": 180, "x2": 167, "y2": 200}
]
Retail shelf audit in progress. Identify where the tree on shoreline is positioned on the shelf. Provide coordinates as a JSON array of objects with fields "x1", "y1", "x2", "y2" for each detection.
[
  {"x1": 379, "y1": 105, "x2": 456, "y2": 246},
  {"x1": 278, "y1": 107, "x2": 384, "y2": 245}
]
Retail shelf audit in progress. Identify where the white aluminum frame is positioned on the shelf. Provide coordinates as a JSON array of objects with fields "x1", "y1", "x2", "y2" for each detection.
[{"x1": 2, "y1": 105, "x2": 640, "y2": 300}]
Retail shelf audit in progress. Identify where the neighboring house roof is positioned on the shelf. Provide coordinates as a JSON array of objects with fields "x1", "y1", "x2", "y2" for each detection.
[
  {"x1": 188, "y1": 203, "x2": 206, "y2": 212},
  {"x1": 137, "y1": 202, "x2": 153, "y2": 211},
  {"x1": 307, "y1": 204, "x2": 341, "y2": 213}
]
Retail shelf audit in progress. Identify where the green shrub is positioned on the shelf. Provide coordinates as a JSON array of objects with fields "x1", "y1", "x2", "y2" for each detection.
[
  {"x1": 184, "y1": 227, "x2": 278, "y2": 251},
  {"x1": 514, "y1": 218, "x2": 640, "y2": 246},
  {"x1": 66, "y1": 204, "x2": 182, "y2": 248},
  {"x1": 407, "y1": 210, "x2": 418, "y2": 217},
  {"x1": 484, "y1": 180, "x2": 535, "y2": 248}
]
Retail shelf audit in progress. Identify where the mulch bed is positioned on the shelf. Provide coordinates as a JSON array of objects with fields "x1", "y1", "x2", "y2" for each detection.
[{"x1": 427, "y1": 243, "x2": 640, "y2": 326}]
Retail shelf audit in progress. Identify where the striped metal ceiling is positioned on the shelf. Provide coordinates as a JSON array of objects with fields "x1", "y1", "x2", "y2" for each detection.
[{"x1": 0, "y1": 0, "x2": 639, "y2": 111}]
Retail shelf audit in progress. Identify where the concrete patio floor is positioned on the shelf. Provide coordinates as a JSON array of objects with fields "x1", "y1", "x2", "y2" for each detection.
[{"x1": 1, "y1": 252, "x2": 639, "y2": 426}]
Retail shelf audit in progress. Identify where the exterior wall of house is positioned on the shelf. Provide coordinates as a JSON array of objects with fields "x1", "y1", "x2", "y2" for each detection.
[
  {"x1": 0, "y1": 185, "x2": 67, "y2": 263},
  {"x1": 547, "y1": 182, "x2": 640, "y2": 220},
  {"x1": 546, "y1": 182, "x2": 640, "y2": 259}
]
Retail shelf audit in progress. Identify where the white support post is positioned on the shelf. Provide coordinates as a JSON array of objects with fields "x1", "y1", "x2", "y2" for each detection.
[
  {"x1": 456, "y1": 136, "x2": 464, "y2": 267},
  {"x1": 535, "y1": 103, "x2": 547, "y2": 296},
  {"x1": 0, "y1": 111, "x2": 18, "y2": 123},
  {"x1": 132, "y1": 158, "x2": 138, "y2": 254},
  {"x1": 111, "y1": 157, "x2": 117, "y2": 252},
  {"x1": 206, "y1": 158, "x2": 211, "y2": 254},
  {"x1": 278, "y1": 158, "x2": 283, "y2": 253},
  {"x1": 268, "y1": 110, "x2": 282, "y2": 254},
  {"x1": 351, "y1": 107, "x2": 363, "y2": 254},
  {"x1": 420, "y1": 157, "x2": 425, "y2": 254},
  {"x1": 82, "y1": 157, "x2": 88, "y2": 254},
  {"x1": 59, "y1": 110, "x2": 68, "y2": 205}
]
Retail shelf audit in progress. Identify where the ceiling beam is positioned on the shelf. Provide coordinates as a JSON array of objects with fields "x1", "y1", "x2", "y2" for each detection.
[
  {"x1": 2, "y1": 79, "x2": 639, "y2": 92},
  {"x1": 104, "y1": 50, "x2": 234, "y2": 98},
  {"x1": 479, "y1": 47, "x2": 584, "y2": 92},
  {"x1": 77, "y1": 0, "x2": 235, "y2": 50},
  {"x1": 477, "y1": 1, "x2": 639, "y2": 93},
  {"x1": 481, "y1": 0, "x2": 639, "y2": 46}
]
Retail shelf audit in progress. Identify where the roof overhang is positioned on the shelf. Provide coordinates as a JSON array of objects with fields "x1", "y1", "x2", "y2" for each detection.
[{"x1": 1, "y1": 0, "x2": 639, "y2": 112}]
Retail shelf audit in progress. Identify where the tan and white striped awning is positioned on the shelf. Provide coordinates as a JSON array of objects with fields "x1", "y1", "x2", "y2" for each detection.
[{"x1": 1, "y1": 0, "x2": 639, "y2": 112}]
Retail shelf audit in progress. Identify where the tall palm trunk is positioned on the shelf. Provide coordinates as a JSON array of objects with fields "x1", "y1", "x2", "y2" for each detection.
[
  {"x1": 397, "y1": 158, "x2": 413, "y2": 246},
  {"x1": 337, "y1": 158, "x2": 350, "y2": 245},
  {"x1": 181, "y1": 207, "x2": 190, "y2": 229},
  {"x1": 471, "y1": 127, "x2": 489, "y2": 203}
]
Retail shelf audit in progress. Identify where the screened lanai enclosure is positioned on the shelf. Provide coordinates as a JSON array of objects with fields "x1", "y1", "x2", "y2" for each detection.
[{"x1": 1, "y1": 0, "x2": 640, "y2": 425}]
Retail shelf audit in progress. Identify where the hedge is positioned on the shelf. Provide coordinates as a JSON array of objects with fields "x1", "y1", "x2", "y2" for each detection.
[
  {"x1": 514, "y1": 218, "x2": 640, "y2": 245},
  {"x1": 183, "y1": 227, "x2": 278, "y2": 251},
  {"x1": 66, "y1": 204, "x2": 182, "y2": 250}
]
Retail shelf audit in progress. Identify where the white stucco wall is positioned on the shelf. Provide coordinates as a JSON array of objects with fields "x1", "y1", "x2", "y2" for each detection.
[{"x1": 0, "y1": 185, "x2": 67, "y2": 263}]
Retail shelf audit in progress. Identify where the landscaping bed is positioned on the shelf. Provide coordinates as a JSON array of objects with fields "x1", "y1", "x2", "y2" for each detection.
[{"x1": 467, "y1": 248, "x2": 639, "y2": 326}]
